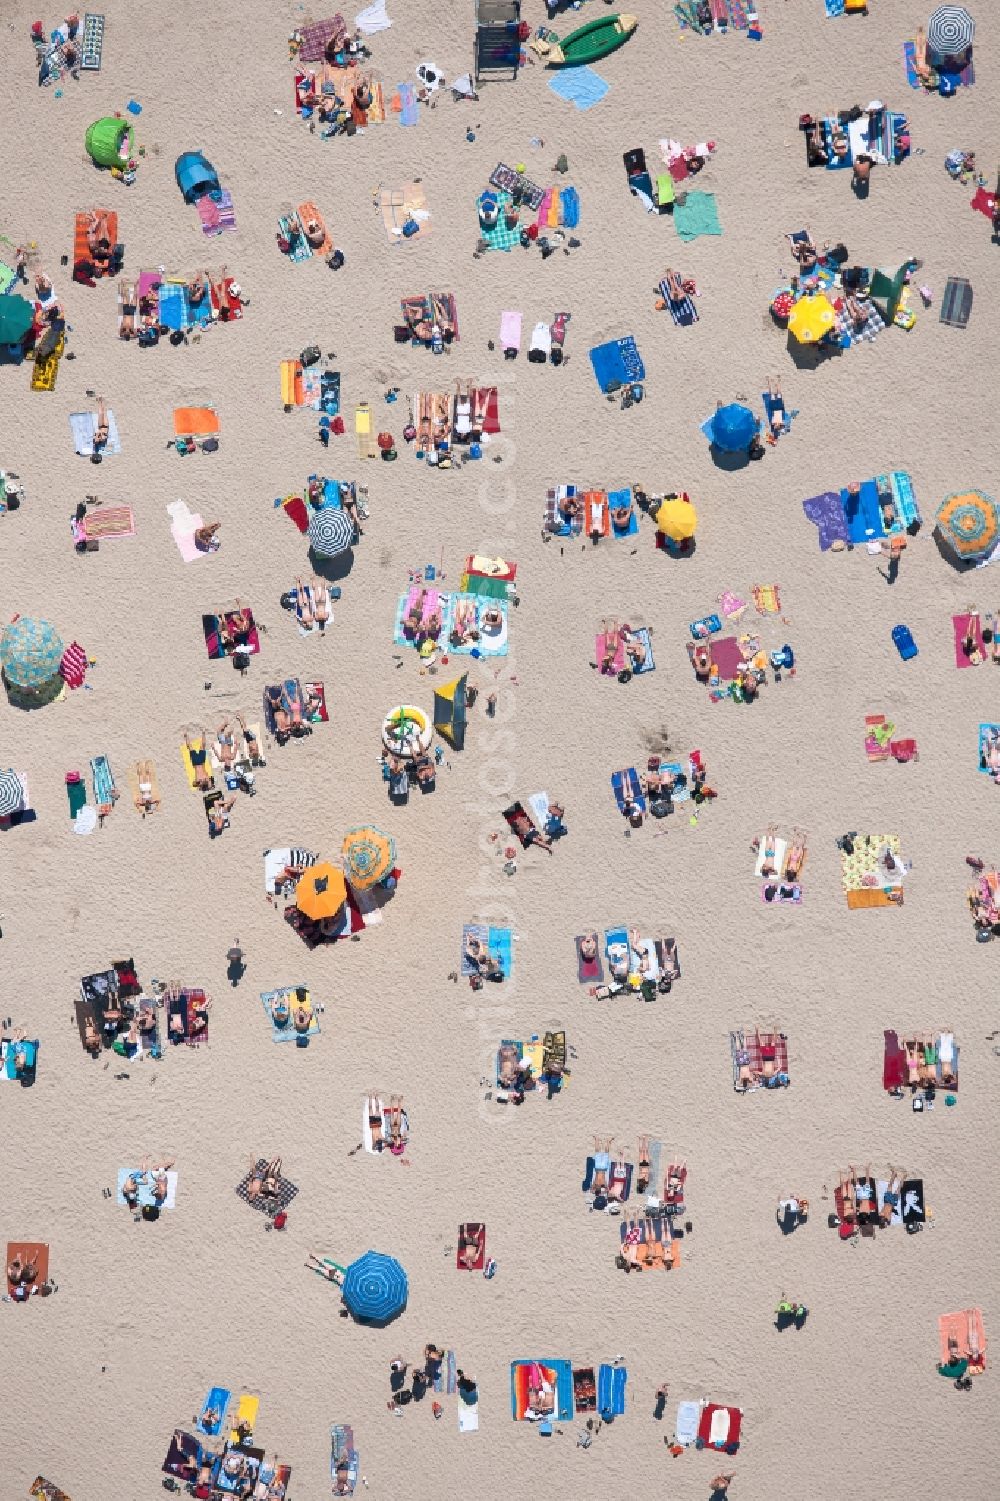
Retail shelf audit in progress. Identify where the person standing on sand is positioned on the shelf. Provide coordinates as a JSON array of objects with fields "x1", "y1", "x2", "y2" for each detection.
[{"x1": 710, "y1": 1477, "x2": 735, "y2": 1498}]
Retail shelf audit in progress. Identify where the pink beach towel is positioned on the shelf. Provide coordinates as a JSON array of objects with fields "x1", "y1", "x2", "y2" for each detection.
[
  {"x1": 500, "y1": 310, "x2": 522, "y2": 352},
  {"x1": 953, "y1": 613, "x2": 985, "y2": 668},
  {"x1": 883, "y1": 1029, "x2": 906, "y2": 1091},
  {"x1": 596, "y1": 631, "x2": 626, "y2": 674},
  {"x1": 711, "y1": 635, "x2": 745, "y2": 680}
]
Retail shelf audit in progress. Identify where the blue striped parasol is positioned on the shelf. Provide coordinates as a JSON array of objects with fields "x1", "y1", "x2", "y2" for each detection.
[{"x1": 342, "y1": 1250, "x2": 408, "y2": 1324}]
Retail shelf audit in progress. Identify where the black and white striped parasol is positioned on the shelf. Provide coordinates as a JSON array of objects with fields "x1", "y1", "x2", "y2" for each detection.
[
  {"x1": 927, "y1": 5, "x2": 975, "y2": 56},
  {"x1": 0, "y1": 768, "x2": 24, "y2": 818},
  {"x1": 308, "y1": 506, "x2": 355, "y2": 557}
]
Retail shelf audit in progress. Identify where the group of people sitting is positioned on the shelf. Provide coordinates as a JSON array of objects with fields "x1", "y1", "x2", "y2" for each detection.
[
  {"x1": 411, "y1": 384, "x2": 491, "y2": 464},
  {"x1": 398, "y1": 291, "x2": 456, "y2": 350},
  {"x1": 268, "y1": 987, "x2": 314, "y2": 1038},
  {"x1": 834, "y1": 1164, "x2": 907, "y2": 1231},
  {"x1": 5, "y1": 1248, "x2": 55, "y2": 1302},
  {"x1": 787, "y1": 231, "x2": 878, "y2": 333},
  {"x1": 266, "y1": 681, "x2": 323, "y2": 743},
  {"x1": 496, "y1": 1033, "x2": 567, "y2": 1102},
  {"x1": 296, "y1": 65, "x2": 376, "y2": 138},
  {"x1": 383, "y1": 746, "x2": 438, "y2": 802},
  {"x1": 118, "y1": 267, "x2": 242, "y2": 345},
  {"x1": 121, "y1": 1157, "x2": 174, "y2": 1212}
]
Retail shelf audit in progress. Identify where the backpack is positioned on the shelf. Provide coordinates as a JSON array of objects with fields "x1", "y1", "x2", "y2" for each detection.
[{"x1": 300, "y1": 344, "x2": 321, "y2": 367}]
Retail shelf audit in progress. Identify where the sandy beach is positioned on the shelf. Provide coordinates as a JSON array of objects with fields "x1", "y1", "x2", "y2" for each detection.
[{"x1": 2, "y1": 0, "x2": 999, "y2": 1496}]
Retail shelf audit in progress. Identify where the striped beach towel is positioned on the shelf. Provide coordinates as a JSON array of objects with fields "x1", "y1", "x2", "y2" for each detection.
[
  {"x1": 544, "y1": 486, "x2": 583, "y2": 536},
  {"x1": 81, "y1": 505, "x2": 135, "y2": 540},
  {"x1": 60, "y1": 641, "x2": 88, "y2": 688},
  {"x1": 940, "y1": 277, "x2": 973, "y2": 329},
  {"x1": 198, "y1": 190, "x2": 236, "y2": 237}
]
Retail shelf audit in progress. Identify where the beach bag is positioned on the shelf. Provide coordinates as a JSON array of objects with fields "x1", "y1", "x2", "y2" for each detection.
[{"x1": 300, "y1": 344, "x2": 321, "y2": 367}]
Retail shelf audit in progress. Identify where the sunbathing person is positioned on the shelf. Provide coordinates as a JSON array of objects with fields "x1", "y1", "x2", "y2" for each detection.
[
  {"x1": 188, "y1": 271, "x2": 210, "y2": 307},
  {"x1": 691, "y1": 640, "x2": 712, "y2": 680},
  {"x1": 636, "y1": 1136, "x2": 651, "y2": 1194},
  {"x1": 8, "y1": 1248, "x2": 39, "y2": 1285},
  {"x1": 962, "y1": 608, "x2": 983, "y2": 664},
  {"x1": 607, "y1": 942, "x2": 630, "y2": 984},
  {"x1": 430, "y1": 292, "x2": 456, "y2": 340},
  {"x1": 850, "y1": 1164, "x2": 878, "y2": 1224},
  {"x1": 579, "y1": 933, "x2": 599, "y2": 967},
  {"x1": 247, "y1": 1156, "x2": 282, "y2": 1203},
  {"x1": 621, "y1": 625, "x2": 646, "y2": 670},
  {"x1": 207, "y1": 794, "x2": 236, "y2": 836},
  {"x1": 387, "y1": 1095, "x2": 407, "y2": 1155},
  {"x1": 766, "y1": 377, "x2": 787, "y2": 434},
  {"x1": 454, "y1": 381, "x2": 474, "y2": 442},
  {"x1": 661, "y1": 268, "x2": 686, "y2": 303},
  {"x1": 845, "y1": 294, "x2": 872, "y2": 331},
  {"x1": 266, "y1": 687, "x2": 291, "y2": 736},
  {"x1": 283, "y1": 680, "x2": 306, "y2": 730},
  {"x1": 791, "y1": 234, "x2": 818, "y2": 273},
  {"x1": 611, "y1": 499, "x2": 634, "y2": 533},
  {"x1": 367, "y1": 1095, "x2": 384, "y2": 1150},
  {"x1": 295, "y1": 578, "x2": 316, "y2": 629},
  {"x1": 133, "y1": 760, "x2": 160, "y2": 812},
  {"x1": 292, "y1": 988, "x2": 312, "y2": 1034},
  {"x1": 271, "y1": 992, "x2": 291, "y2": 1028},
  {"x1": 121, "y1": 1163, "x2": 147, "y2": 1209},
  {"x1": 303, "y1": 216, "x2": 327, "y2": 250},
  {"x1": 215, "y1": 721, "x2": 238, "y2": 771},
  {"x1": 149, "y1": 1159, "x2": 174, "y2": 1204},
  {"x1": 880, "y1": 1167, "x2": 903, "y2": 1225},
  {"x1": 806, "y1": 124, "x2": 829, "y2": 166},
  {"x1": 221, "y1": 600, "x2": 253, "y2": 653},
  {"x1": 305, "y1": 1252, "x2": 345, "y2": 1284},
  {"x1": 759, "y1": 824, "x2": 779, "y2": 878},
  {"x1": 664, "y1": 1161, "x2": 686, "y2": 1212},
  {"x1": 591, "y1": 1136, "x2": 614, "y2": 1195},
  {"x1": 119, "y1": 280, "x2": 137, "y2": 338},
  {"x1": 92, "y1": 395, "x2": 110, "y2": 460},
  {"x1": 312, "y1": 581, "x2": 332, "y2": 631},
  {"x1": 783, "y1": 830, "x2": 807, "y2": 880},
  {"x1": 600, "y1": 619, "x2": 622, "y2": 674},
  {"x1": 86, "y1": 210, "x2": 114, "y2": 264},
  {"x1": 413, "y1": 753, "x2": 436, "y2": 787},
  {"x1": 465, "y1": 934, "x2": 503, "y2": 979},
  {"x1": 235, "y1": 713, "x2": 260, "y2": 763}
]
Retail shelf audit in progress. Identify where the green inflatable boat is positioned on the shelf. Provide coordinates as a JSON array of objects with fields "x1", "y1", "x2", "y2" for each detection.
[{"x1": 545, "y1": 12, "x2": 638, "y2": 68}]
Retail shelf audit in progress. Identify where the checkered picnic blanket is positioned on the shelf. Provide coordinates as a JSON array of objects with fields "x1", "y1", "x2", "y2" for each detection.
[
  {"x1": 296, "y1": 14, "x2": 347, "y2": 62},
  {"x1": 478, "y1": 193, "x2": 523, "y2": 253},
  {"x1": 235, "y1": 1160, "x2": 299, "y2": 1215},
  {"x1": 835, "y1": 301, "x2": 885, "y2": 346}
]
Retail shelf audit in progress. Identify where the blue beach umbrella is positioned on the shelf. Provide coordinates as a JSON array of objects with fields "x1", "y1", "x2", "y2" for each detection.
[
  {"x1": 706, "y1": 403, "x2": 759, "y2": 453},
  {"x1": 342, "y1": 1250, "x2": 408, "y2": 1324},
  {"x1": 0, "y1": 617, "x2": 64, "y2": 688}
]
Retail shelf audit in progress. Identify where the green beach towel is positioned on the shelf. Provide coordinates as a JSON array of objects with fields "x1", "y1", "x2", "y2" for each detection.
[{"x1": 674, "y1": 191, "x2": 722, "y2": 242}]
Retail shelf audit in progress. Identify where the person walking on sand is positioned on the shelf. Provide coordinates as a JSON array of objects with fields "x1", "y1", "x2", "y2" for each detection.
[{"x1": 710, "y1": 1477, "x2": 735, "y2": 1498}]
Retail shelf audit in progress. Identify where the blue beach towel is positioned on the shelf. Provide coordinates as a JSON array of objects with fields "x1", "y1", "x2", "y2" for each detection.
[
  {"x1": 802, "y1": 491, "x2": 849, "y2": 551},
  {"x1": 609, "y1": 487, "x2": 639, "y2": 537},
  {"x1": 489, "y1": 926, "x2": 513, "y2": 976},
  {"x1": 824, "y1": 0, "x2": 845, "y2": 15},
  {"x1": 196, "y1": 1387, "x2": 231, "y2": 1436},
  {"x1": 628, "y1": 627, "x2": 655, "y2": 673},
  {"x1": 762, "y1": 390, "x2": 797, "y2": 434},
  {"x1": 548, "y1": 66, "x2": 609, "y2": 110},
  {"x1": 91, "y1": 755, "x2": 115, "y2": 806},
  {"x1": 611, "y1": 769, "x2": 645, "y2": 812},
  {"x1": 598, "y1": 1364, "x2": 613, "y2": 1418},
  {"x1": 398, "y1": 83, "x2": 420, "y2": 125},
  {"x1": 589, "y1": 336, "x2": 644, "y2": 392},
  {"x1": 559, "y1": 185, "x2": 580, "y2": 228},
  {"x1": 843, "y1": 478, "x2": 884, "y2": 543},
  {"x1": 157, "y1": 280, "x2": 190, "y2": 329},
  {"x1": 2, "y1": 1039, "x2": 36, "y2": 1079},
  {"x1": 611, "y1": 1365, "x2": 628, "y2": 1415}
]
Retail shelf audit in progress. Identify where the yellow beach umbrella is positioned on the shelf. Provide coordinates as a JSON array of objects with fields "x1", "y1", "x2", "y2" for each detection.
[
  {"x1": 935, "y1": 490, "x2": 999, "y2": 562},
  {"x1": 655, "y1": 496, "x2": 697, "y2": 543},
  {"x1": 341, "y1": 827, "x2": 396, "y2": 891},
  {"x1": 787, "y1": 293, "x2": 836, "y2": 345}
]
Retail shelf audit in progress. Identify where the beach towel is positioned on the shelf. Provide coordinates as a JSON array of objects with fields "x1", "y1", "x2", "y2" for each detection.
[
  {"x1": 198, "y1": 189, "x2": 235, "y2": 237},
  {"x1": 673, "y1": 191, "x2": 722, "y2": 242},
  {"x1": 6, "y1": 1241, "x2": 49, "y2": 1296},
  {"x1": 939, "y1": 1309, "x2": 986, "y2": 1369},
  {"x1": 379, "y1": 182, "x2": 431, "y2": 244},
  {"x1": 544, "y1": 486, "x2": 582, "y2": 536},
  {"x1": 675, "y1": 1399, "x2": 704, "y2": 1445},
  {"x1": 196, "y1": 1387, "x2": 231, "y2": 1437},
  {"x1": 80, "y1": 504, "x2": 134, "y2": 541},
  {"x1": 261, "y1": 986, "x2": 319, "y2": 1043},
  {"x1": 940, "y1": 277, "x2": 973, "y2": 329},
  {"x1": 70, "y1": 409, "x2": 120, "y2": 457},
  {"x1": 954, "y1": 613, "x2": 985, "y2": 668},
  {"x1": 298, "y1": 202, "x2": 332, "y2": 255},
  {"x1": 330, "y1": 1425, "x2": 360, "y2": 1496},
  {"x1": 297, "y1": 14, "x2": 348, "y2": 61},
  {"x1": 576, "y1": 935, "x2": 603, "y2": 983},
  {"x1": 60, "y1": 642, "x2": 88, "y2": 689},
  {"x1": 547, "y1": 66, "x2": 609, "y2": 111},
  {"x1": 357, "y1": 0, "x2": 392, "y2": 32},
  {"x1": 1, "y1": 1036, "x2": 36, "y2": 1081},
  {"x1": 596, "y1": 627, "x2": 626, "y2": 675},
  {"x1": 609, "y1": 488, "x2": 638, "y2": 538},
  {"x1": 611, "y1": 767, "x2": 646, "y2": 814},
  {"x1": 457, "y1": 1222, "x2": 486, "y2": 1271},
  {"x1": 502, "y1": 801, "x2": 536, "y2": 848},
  {"x1": 527, "y1": 790, "x2": 551, "y2": 829},
  {"x1": 661, "y1": 283, "x2": 698, "y2": 326},
  {"x1": 73, "y1": 210, "x2": 118, "y2": 277},
  {"x1": 589, "y1": 335, "x2": 644, "y2": 393},
  {"x1": 752, "y1": 583, "x2": 781, "y2": 614},
  {"x1": 901, "y1": 1179, "x2": 925, "y2": 1227},
  {"x1": 173, "y1": 407, "x2": 220, "y2": 439},
  {"x1": 156, "y1": 279, "x2": 191, "y2": 329},
  {"x1": 116, "y1": 1166, "x2": 178, "y2": 1210},
  {"x1": 625, "y1": 625, "x2": 655, "y2": 672},
  {"x1": 167, "y1": 500, "x2": 204, "y2": 561},
  {"x1": 235, "y1": 1161, "x2": 298, "y2": 1214},
  {"x1": 803, "y1": 491, "x2": 849, "y2": 551},
  {"x1": 835, "y1": 299, "x2": 885, "y2": 346},
  {"x1": 229, "y1": 1393, "x2": 260, "y2": 1445}
]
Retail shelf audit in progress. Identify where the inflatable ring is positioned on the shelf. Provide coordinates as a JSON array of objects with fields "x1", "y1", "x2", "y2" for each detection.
[{"x1": 382, "y1": 705, "x2": 433, "y2": 759}]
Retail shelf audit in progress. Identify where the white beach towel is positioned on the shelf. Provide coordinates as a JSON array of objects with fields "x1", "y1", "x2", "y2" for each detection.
[
  {"x1": 70, "y1": 409, "x2": 121, "y2": 457},
  {"x1": 675, "y1": 1400, "x2": 703, "y2": 1446},
  {"x1": 356, "y1": 0, "x2": 392, "y2": 34}
]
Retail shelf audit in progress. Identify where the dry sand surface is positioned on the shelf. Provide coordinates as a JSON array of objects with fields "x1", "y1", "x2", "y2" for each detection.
[{"x1": 2, "y1": 0, "x2": 999, "y2": 1496}]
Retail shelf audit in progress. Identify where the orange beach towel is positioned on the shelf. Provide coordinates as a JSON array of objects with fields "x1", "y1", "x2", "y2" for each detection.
[
  {"x1": 297, "y1": 202, "x2": 332, "y2": 255},
  {"x1": 173, "y1": 407, "x2": 220, "y2": 438},
  {"x1": 74, "y1": 210, "x2": 117, "y2": 276},
  {"x1": 939, "y1": 1309, "x2": 986, "y2": 1368}
]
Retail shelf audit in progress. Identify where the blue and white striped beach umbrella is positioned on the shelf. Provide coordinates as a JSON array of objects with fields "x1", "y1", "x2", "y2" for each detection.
[
  {"x1": 927, "y1": 5, "x2": 974, "y2": 58},
  {"x1": 342, "y1": 1250, "x2": 408, "y2": 1324}
]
